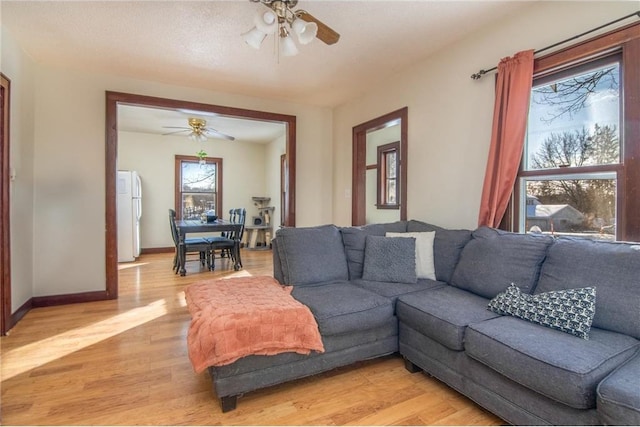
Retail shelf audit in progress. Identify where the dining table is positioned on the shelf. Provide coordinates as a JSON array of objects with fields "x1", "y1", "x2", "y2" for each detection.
[{"x1": 174, "y1": 218, "x2": 243, "y2": 276}]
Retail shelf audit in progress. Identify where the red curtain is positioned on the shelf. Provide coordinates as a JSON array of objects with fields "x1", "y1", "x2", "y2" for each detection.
[{"x1": 478, "y1": 49, "x2": 535, "y2": 228}]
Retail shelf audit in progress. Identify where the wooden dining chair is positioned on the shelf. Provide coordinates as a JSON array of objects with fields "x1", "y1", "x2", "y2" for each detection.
[
  {"x1": 168, "y1": 209, "x2": 213, "y2": 273},
  {"x1": 209, "y1": 208, "x2": 246, "y2": 270}
]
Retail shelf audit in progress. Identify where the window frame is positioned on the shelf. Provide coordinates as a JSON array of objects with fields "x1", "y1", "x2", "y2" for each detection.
[
  {"x1": 505, "y1": 21, "x2": 640, "y2": 242},
  {"x1": 376, "y1": 141, "x2": 400, "y2": 209},
  {"x1": 174, "y1": 155, "x2": 223, "y2": 220}
]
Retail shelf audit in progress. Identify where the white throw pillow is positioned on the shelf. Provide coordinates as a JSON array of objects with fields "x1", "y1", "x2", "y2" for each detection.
[{"x1": 386, "y1": 231, "x2": 436, "y2": 280}]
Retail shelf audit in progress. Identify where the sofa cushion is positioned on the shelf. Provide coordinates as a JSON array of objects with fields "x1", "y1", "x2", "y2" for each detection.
[
  {"x1": 291, "y1": 282, "x2": 395, "y2": 336},
  {"x1": 597, "y1": 351, "x2": 640, "y2": 425},
  {"x1": 488, "y1": 283, "x2": 596, "y2": 339},
  {"x1": 362, "y1": 235, "x2": 417, "y2": 284},
  {"x1": 275, "y1": 225, "x2": 349, "y2": 286},
  {"x1": 396, "y1": 286, "x2": 501, "y2": 351},
  {"x1": 352, "y1": 278, "x2": 444, "y2": 304},
  {"x1": 466, "y1": 316, "x2": 640, "y2": 409},
  {"x1": 386, "y1": 231, "x2": 436, "y2": 280},
  {"x1": 450, "y1": 227, "x2": 554, "y2": 299},
  {"x1": 536, "y1": 237, "x2": 640, "y2": 339},
  {"x1": 340, "y1": 222, "x2": 407, "y2": 280},
  {"x1": 406, "y1": 220, "x2": 472, "y2": 283}
]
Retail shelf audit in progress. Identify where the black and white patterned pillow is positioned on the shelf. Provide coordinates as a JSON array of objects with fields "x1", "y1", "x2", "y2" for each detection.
[{"x1": 488, "y1": 283, "x2": 596, "y2": 339}]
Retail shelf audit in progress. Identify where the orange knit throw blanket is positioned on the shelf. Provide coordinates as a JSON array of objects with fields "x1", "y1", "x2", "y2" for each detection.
[{"x1": 185, "y1": 276, "x2": 324, "y2": 372}]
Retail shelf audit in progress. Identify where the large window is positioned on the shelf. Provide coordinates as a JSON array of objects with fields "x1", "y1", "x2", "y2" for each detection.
[
  {"x1": 512, "y1": 22, "x2": 640, "y2": 242},
  {"x1": 175, "y1": 155, "x2": 222, "y2": 220}
]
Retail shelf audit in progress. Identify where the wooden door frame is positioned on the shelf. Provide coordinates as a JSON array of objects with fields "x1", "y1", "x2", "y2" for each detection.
[
  {"x1": 352, "y1": 107, "x2": 408, "y2": 225},
  {"x1": 105, "y1": 91, "x2": 297, "y2": 298},
  {"x1": 1, "y1": 73, "x2": 11, "y2": 335}
]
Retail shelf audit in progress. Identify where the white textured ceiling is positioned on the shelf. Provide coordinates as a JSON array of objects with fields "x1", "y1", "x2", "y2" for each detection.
[
  {"x1": 1, "y1": 0, "x2": 534, "y2": 108},
  {"x1": 117, "y1": 104, "x2": 286, "y2": 143}
]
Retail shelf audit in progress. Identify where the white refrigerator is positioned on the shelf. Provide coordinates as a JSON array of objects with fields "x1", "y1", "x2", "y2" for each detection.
[{"x1": 117, "y1": 170, "x2": 142, "y2": 262}]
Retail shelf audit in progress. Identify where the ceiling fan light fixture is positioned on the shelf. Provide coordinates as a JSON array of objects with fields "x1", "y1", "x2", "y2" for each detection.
[
  {"x1": 242, "y1": 26, "x2": 267, "y2": 49},
  {"x1": 189, "y1": 132, "x2": 207, "y2": 143},
  {"x1": 255, "y1": 10, "x2": 278, "y2": 34},
  {"x1": 292, "y1": 19, "x2": 317, "y2": 45},
  {"x1": 242, "y1": 0, "x2": 339, "y2": 58},
  {"x1": 279, "y1": 29, "x2": 298, "y2": 57}
]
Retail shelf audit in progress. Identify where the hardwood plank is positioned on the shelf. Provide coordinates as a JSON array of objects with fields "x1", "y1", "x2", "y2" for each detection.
[{"x1": 0, "y1": 250, "x2": 503, "y2": 425}]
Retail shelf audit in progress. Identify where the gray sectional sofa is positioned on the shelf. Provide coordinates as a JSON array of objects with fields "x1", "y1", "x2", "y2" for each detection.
[{"x1": 205, "y1": 220, "x2": 640, "y2": 425}]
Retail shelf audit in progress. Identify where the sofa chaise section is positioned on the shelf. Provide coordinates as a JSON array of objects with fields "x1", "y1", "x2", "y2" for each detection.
[{"x1": 208, "y1": 224, "x2": 400, "y2": 412}]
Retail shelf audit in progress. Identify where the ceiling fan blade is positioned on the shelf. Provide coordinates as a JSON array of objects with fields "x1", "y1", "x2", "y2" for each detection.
[
  {"x1": 205, "y1": 128, "x2": 235, "y2": 141},
  {"x1": 297, "y1": 11, "x2": 340, "y2": 45},
  {"x1": 161, "y1": 129, "x2": 189, "y2": 136},
  {"x1": 162, "y1": 126, "x2": 190, "y2": 130}
]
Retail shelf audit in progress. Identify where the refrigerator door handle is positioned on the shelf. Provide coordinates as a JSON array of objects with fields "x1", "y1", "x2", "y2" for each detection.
[{"x1": 135, "y1": 173, "x2": 142, "y2": 220}]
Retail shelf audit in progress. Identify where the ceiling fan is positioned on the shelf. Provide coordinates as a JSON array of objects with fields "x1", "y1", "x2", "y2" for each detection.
[
  {"x1": 162, "y1": 118, "x2": 235, "y2": 142},
  {"x1": 244, "y1": 0, "x2": 340, "y2": 56}
]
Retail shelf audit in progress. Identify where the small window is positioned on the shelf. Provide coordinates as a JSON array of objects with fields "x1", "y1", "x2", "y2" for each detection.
[
  {"x1": 377, "y1": 142, "x2": 399, "y2": 208},
  {"x1": 175, "y1": 155, "x2": 222, "y2": 220}
]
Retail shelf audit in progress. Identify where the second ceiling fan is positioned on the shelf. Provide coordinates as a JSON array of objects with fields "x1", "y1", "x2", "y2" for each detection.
[{"x1": 162, "y1": 117, "x2": 235, "y2": 142}]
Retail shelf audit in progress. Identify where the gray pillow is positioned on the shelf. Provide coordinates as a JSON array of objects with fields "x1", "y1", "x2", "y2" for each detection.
[
  {"x1": 362, "y1": 235, "x2": 417, "y2": 283},
  {"x1": 340, "y1": 221, "x2": 408, "y2": 280},
  {"x1": 488, "y1": 283, "x2": 596, "y2": 339},
  {"x1": 450, "y1": 226, "x2": 554, "y2": 298},
  {"x1": 275, "y1": 225, "x2": 349, "y2": 286},
  {"x1": 536, "y1": 237, "x2": 640, "y2": 339}
]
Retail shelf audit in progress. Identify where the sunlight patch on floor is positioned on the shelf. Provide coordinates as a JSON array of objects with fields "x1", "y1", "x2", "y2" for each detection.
[
  {"x1": 219, "y1": 270, "x2": 254, "y2": 279},
  {"x1": 0, "y1": 299, "x2": 168, "y2": 381},
  {"x1": 118, "y1": 261, "x2": 150, "y2": 270}
]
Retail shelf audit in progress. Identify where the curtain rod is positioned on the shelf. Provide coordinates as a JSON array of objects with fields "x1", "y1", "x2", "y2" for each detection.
[{"x1": 470, "y1": 10, "x2": 640, "y2": 80}]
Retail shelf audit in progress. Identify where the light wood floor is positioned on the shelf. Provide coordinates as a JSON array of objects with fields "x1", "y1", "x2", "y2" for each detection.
[{"x1": 1, "y1": 250, "x2": 504, "y2": 425}]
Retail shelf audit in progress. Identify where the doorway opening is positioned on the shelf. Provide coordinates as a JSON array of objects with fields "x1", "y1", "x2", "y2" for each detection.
[
  {"x1": 105, "y1": 92, "x2": 296, "y2": 298},
  {"x1": 352, "y1": 107, "x2": 408, "y2": 225}
]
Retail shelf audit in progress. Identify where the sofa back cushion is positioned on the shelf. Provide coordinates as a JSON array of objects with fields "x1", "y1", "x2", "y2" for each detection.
[
  {"x1": 407, "y1": 220, "x2": 472, "y2": 283},
  {"x1": 536, "y1": 237, "x2": 640, "y2": 339},
  {"x1": 362, "y1": 235, "x2": 417, "y2": 283},
  {"x1": 340, "y1": 221, "x2": 407, "y2": 280},
  {"x1": 450, "y1": 226, "x2": 554, "y2": 298},
  {"x1": 275, "y1": 225, "x2": 349, "y2": 286}
]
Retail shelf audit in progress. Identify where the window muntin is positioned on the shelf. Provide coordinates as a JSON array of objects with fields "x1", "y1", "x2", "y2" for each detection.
[{"x1": 175, "y1": 156, "x2": 222, "y2": 220}]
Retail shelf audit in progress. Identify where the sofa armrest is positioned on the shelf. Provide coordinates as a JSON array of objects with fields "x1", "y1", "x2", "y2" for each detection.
[
  {"x1": 597, "y1": 349, "x2": 640, "y2": 425},
  {"x1": 271, "y1": 237, "x2": 285, "y2": 285}
]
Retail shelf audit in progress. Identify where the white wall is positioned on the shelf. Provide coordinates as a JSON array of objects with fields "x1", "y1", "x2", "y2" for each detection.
[
  {"x1": 332, "y1": 1, "x2": 639, "y2": 229},
  {"x1": 29, "y1": 66, "x2": 332, "y2": 297},
  {"x1": 1, "y1": 27, "x2": 36, "y2": 312},
  {"x1": 265, "y1": 133, "x2": 286, "y2": 227},
  {"x1": 118, "y1": 131, "x2": 270, "y2": 249}
]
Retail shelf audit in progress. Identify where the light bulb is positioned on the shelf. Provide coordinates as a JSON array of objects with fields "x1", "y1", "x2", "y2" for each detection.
[{"x1": 255, "y1": 10, "x2": 277, "y2": 34}]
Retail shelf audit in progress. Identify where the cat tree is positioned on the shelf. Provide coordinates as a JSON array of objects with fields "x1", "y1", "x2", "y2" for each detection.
[{"x1": 244, "y1": 197, "x2": 275, "y2": 250}]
